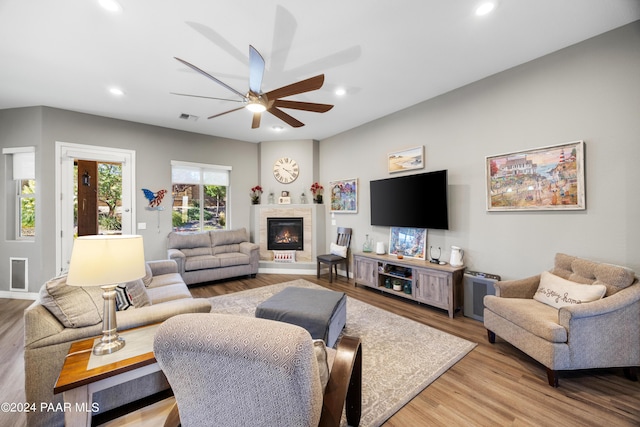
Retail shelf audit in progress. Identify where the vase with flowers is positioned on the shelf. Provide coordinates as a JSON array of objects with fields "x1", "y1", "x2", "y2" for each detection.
[
  {"x1": 310, "y1": 182, "x2": 324, "y2": 204},
  {"x1": 250, "y1": 185, "x2": 263, "y2": 204}
]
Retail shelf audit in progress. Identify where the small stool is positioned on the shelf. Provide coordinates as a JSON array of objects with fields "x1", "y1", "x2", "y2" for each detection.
[{"x1": 255, "y1": 287, "x2": 347, "y2": 348}]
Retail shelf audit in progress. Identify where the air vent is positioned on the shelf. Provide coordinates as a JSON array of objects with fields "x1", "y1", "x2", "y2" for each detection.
[{"x1": 179, "y1": 113, "x2": 199, "y2": 122}]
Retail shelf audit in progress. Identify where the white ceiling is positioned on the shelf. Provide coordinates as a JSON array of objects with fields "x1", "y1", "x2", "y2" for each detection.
[{"x1": 1, "y1": 1, "x2": 639, "y2": 143}]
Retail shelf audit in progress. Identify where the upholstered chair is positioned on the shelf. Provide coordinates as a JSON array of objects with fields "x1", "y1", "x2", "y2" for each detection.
[
  {"x1": 154, "y1": 313, "x2": 362, "y2": 427},
  {"x1": 484, "y1": 253, "x2": 640, "y2": 387}
]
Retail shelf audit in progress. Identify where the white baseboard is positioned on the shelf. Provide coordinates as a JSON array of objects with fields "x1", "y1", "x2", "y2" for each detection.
[{"x1": 0, "y1": 290, "x2": 38, "y2": 300}]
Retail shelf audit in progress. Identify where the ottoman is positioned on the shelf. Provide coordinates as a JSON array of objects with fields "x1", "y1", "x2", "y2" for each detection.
[{"x1": 255, "y1": 287, "x2": 347, "y2": 347}]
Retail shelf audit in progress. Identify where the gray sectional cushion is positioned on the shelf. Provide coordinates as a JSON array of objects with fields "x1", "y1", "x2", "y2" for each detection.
[
  {"x1": 142, "y1": 263, "x2": 153, "y2": 287},
  {"x1": 210, "y1": 227, "x2": 248, "y2": 246},
  {"x1": 185, "y1": 255, "x2": 221, "y2": 271},
  {"x1": 167, "y1": 231, "x2": 212, "y2": 250},
  {"x1": 216, "y1": 252, "x2": 250, "y2": 267},
  {"x1": 39, "y1": 275, "x2": 104, "y2": 328}
]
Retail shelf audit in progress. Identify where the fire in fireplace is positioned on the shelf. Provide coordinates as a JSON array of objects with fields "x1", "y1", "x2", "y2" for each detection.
[{"x1": 267, "y1": 217, "x2": 304, "y2": 251}]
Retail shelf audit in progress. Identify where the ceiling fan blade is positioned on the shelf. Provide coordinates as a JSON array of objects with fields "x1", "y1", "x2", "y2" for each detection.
[
  {"x1": 170, "y1": 92, "x2": 243, "y2": 102},
  {"x1": 248, "y1": 45, "x2": 265, "y2": 94},
  {"x1": 208, "y1": 106, "x2": 245, "y2": 120},
  {"x1": 251, "y1": 112, "x2": 262, "y2": 129},
  {"x1": 174, "y1": 57, "x2": 246, "y2": 99},
  {"x1": 273, "y1": 99, "x2": 333, "y2": 113},
  {"x1": 265, "y1": 74, "x2": 325, "y2": 100},
  {"x1": 268, "y1": 107, "x2": 305, "y2": 128}
]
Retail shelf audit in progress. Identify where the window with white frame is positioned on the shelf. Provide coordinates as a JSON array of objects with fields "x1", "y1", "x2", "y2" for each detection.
[
  {"x1": 3, "y1": 147, "x2": 36, "y2": 239},
  {"x1": 171, "y1": 161, "x2": 231, "y2": 232}
]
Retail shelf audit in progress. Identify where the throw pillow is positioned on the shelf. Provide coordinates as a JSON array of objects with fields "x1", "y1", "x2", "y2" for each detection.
[
  {"x1": 534, "y1": 271, "x2": 606, "y2": 309},
  {"x1": 125, "y1": 278, "x2": 152, "y2": 307},
  {"x1": 115, "y1": 285, "x2": 135, "y2": 311},
  {"x1": 330, "y1": 242, "x2": 347, "y2": 258},
  {"x1": 39, "y1": 274, "x2": 103, "y2": 328}
]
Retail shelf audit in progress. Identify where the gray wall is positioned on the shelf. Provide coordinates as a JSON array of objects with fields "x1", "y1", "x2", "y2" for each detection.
[
  {"x1": 0, "y1": 107, "x2": 259, "y2": 293},
  {"x1": 1, "y1": 21, "x2": 638, "y2": 294},
  {"x1": 319, "y1": 21, "x2": 640, "y2": 280}
]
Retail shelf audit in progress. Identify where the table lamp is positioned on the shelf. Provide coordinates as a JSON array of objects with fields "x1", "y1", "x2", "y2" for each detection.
[{"x1": 67, "y1": 235, "x2": 145, "y2": 355}]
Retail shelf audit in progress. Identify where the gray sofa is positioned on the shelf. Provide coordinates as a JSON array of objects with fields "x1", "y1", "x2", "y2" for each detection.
[
  {"x1": 23, "y1": 259, "x2": 211, "y2": 427},
  {"x1": 167, "y1": 228, "x2": 259, "y2": 285}
]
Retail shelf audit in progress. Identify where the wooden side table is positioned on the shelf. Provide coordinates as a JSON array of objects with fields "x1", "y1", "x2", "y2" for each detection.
[{"x1": 54, "y1": 324, "x2": 161, "y2": 427}]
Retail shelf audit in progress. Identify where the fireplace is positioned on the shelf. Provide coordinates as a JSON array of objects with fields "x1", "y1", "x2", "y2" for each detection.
[{"x1": 267, "y1": 217, "x2": 304, "y2": 251}]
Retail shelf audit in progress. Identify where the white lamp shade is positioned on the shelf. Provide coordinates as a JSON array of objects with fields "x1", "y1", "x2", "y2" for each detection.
[{"x1": 67, "y1": 235, "x2": 145, "y2": 286}]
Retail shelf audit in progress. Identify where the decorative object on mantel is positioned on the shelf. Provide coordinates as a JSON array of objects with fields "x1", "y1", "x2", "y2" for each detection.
[
  {"x1": 278, "y1": 190, "x2": 291, "y2": 204},
  {"x1": 329, "y1": 178, "x2": 358, "y2": 213},
  {"x1": 486, "y1": 140, "x2": 585, "y2": 211},
  {"x1": 268, "y1": 191, "x2": 275, "y2": 205},
  {"x1": 300, "y1": 191, "x2": 307, "y2": 204},
  {"x1": 310, "y1": 182, "x2": 323, "y2": 203},
  {"x1": 250, "y1": 185, "x2": 263, "y2": 204},
  {"x1": 142, "y1": 188, "x2": 167, "y2": 210}
]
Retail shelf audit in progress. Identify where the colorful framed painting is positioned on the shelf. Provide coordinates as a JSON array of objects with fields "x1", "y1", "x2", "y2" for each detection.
[
  {"x1": 388, "y1": 227, "x2": 427, "y2": 260},
  {"x1": 388, "y1": 146, "x2": 424, "y2": 173},
  {"x1": 486, "y1": 140, "x2": 585, "y2": 211},
  {"x1": 329, "y1": 178, "x2": 358, "y2": 213}
]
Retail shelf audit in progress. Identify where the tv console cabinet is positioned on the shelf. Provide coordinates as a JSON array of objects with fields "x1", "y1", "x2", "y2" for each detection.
[{"x1": 353, "y1": 252, "x2": 465, "y2": 318}]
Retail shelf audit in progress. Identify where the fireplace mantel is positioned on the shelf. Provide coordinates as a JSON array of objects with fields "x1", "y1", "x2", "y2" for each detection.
[{"x1": 250, "y1": 204, "x2": 326, "y2": 274}]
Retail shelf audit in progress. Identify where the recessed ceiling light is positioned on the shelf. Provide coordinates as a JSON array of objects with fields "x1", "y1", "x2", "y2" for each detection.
[
  {"x1": 109, "y1": 87, "x2": 125, "y2": 96},
  {"x1": 272, "y1": 125, "x2": 284, "y2": 132},
  {"x1": 98, "y1": 0, "x2": 123, "y2": 13},
  {"x1": 335, "y1": 88, "x2": 347, "y2": 96},
  {"x1": 476, "y1": 2, "x2": 496, "y2": 16}
]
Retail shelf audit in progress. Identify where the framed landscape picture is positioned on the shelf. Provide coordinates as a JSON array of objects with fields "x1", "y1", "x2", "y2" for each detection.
[
  {"x1": 388, "y1": 227, "x2": 427, "y2": 260},
  {"x1": 388, "y1": 146, "x2": 424, "y2": 173},
  {"x1": 486, "y1": 140, "x2": 585, "y2": 211},
  {"x1": 329, "y1": 178, "x2": 358, "y2": 213}
]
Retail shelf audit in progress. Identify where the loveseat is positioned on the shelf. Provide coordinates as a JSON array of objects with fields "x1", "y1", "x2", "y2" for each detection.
[
  {"x1": 167, "y1": 228, "x2": 259, "y2": 285},
  {"x1": 484, "y1": 253, "x2": 640, "y2": 386},
  {"x1": 23, "y1": 259, "x2": 211, "y2": 427}
]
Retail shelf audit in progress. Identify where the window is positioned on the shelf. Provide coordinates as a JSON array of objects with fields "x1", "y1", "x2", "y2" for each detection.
[
  {"x1": 171, "y1": 161, "x2": 231, "y2": 232},
  {"x1": 3, "y1": 147, "x2": 36, "y2": 240}
]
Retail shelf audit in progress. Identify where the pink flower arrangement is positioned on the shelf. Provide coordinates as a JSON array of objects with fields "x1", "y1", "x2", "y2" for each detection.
[
  {"x1": 310, "y1": 182, "x2": 323, "y2": 196},
  {"x1": 250, "y1": 185, "x2": 263, "y2": 203}
]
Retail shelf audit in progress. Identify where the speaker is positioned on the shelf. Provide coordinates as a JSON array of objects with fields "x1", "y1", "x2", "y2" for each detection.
[{"x1": 463, "y1": 271, "x2": 500, "y2": 321}]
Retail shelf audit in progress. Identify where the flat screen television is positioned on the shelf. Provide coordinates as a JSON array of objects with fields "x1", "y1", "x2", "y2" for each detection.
[{"x1": 370, "y1": 170, "x2": 448, "y2": 229}]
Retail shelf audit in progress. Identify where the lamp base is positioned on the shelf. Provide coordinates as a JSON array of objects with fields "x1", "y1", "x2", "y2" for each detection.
[
  {"x1": 93, "y1": 336, "x2": 126, "y2": 355},
  {"x1": 94, "y1": 283, "x2": 126, "y2": 355}
]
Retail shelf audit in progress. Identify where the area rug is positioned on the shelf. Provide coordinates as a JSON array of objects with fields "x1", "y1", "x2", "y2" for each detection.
[{"x1": 208, "y1": 279, "x2": 476, "y2": 427}]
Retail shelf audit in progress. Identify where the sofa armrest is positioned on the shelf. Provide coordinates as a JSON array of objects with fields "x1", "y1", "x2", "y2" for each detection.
[
  {"x1": 239, "y1": 241, "x2": 259, "y2": 255},
  {"x1": 494, "y1": 274, "x2": 541, "y2": 298},
  {"x1": 148, "y1": 259, "x2": 179, "y2": 276},
  {"x1": 167, "y1": 249, "x2": 186, "y2": 273},
  {"x1": 559, "y1": 282, "x2": 640, "y2": 323},
  {"x1": 117, "y1": 298, "x2": 212, "y2": 330}
]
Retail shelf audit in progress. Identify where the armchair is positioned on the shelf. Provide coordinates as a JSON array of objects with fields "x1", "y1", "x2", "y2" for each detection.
[
  {"x1": 154, "y1": 313, "x2": 362, "y2": 427},
  {"x1": 483, "y1": 253, "x2": 640, "y2": 387}
]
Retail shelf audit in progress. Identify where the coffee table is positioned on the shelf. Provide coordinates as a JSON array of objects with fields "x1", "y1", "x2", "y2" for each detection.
[{"x1": 54, "y1": 324, "x2": 161, "y2": 427}]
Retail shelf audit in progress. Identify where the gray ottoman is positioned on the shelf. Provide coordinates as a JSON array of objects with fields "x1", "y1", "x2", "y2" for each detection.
[{"x1": 255, "y1": 287, "x2": 347, "y2": 347}]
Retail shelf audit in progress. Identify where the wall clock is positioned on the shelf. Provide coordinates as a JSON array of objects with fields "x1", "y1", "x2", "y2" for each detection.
[{"x1": 273, "y1": 157, "x2": 299, "y2": 184}]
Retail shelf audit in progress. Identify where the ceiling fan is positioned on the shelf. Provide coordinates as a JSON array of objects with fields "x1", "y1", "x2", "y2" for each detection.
[{"x1": 173, "y1": 45, "x2": 333, "y2": 129}]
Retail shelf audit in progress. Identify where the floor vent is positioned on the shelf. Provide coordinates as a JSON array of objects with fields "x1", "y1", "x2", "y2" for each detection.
[{"x1": 10, "y1": 257, "x2": 28, "y2": 292}]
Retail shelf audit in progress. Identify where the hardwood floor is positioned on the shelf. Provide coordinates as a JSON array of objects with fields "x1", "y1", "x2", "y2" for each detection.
[{"x1": 2, "y1": 273, "x2": 639, "y2": 426}]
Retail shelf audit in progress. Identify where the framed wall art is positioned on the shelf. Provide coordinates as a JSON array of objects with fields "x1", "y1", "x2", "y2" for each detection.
[
  {"x1": 388, "y1": 227, "x2": 427, "y2": 260},
  {"x1": 329, "y1": 178, "x2": 358, "y2": 213},
  {"x1": 486, "y1": 140, "x2": 585, "y2": 211},
  {"x1": 388, "y1": 146, "x2": 424, "y2": 173}
]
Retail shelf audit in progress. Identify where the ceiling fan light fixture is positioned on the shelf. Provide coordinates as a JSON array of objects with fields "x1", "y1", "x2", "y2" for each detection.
[
  {"x1": 245, "y1": 102, "x2": 267, "y2": 113},
  {"x1": 98, "y1": 0, "x2": 123, "y2": 13},
  {"x1": 476, "y1": 1, "x2": 497, "y2": 16}
]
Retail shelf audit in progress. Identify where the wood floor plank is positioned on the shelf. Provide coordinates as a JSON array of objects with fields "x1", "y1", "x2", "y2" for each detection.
[{"x1": 3, "y1": 273, "x2": 639, "y2": 426}]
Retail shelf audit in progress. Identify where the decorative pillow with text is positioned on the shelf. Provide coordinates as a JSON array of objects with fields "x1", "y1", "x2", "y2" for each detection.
[{"x1": 534, "y1": 271, "x2": 606, "y2": 309}]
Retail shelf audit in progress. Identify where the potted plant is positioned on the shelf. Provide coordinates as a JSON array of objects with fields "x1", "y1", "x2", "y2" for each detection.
[
  {"x1": 250, "y1": 185, "x2": 263, "y2": 204},
  {"x1": 310, "y1": 182, "x2": 324, "y2": 203}
]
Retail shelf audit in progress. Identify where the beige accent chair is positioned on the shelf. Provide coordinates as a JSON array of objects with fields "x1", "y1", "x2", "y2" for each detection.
[
  {"x1": 154, "y1": 313, "x2": 362, "y2": 427},
  {"x1": 484, "y1": 253, "x2": 640, "y2": 387}
]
